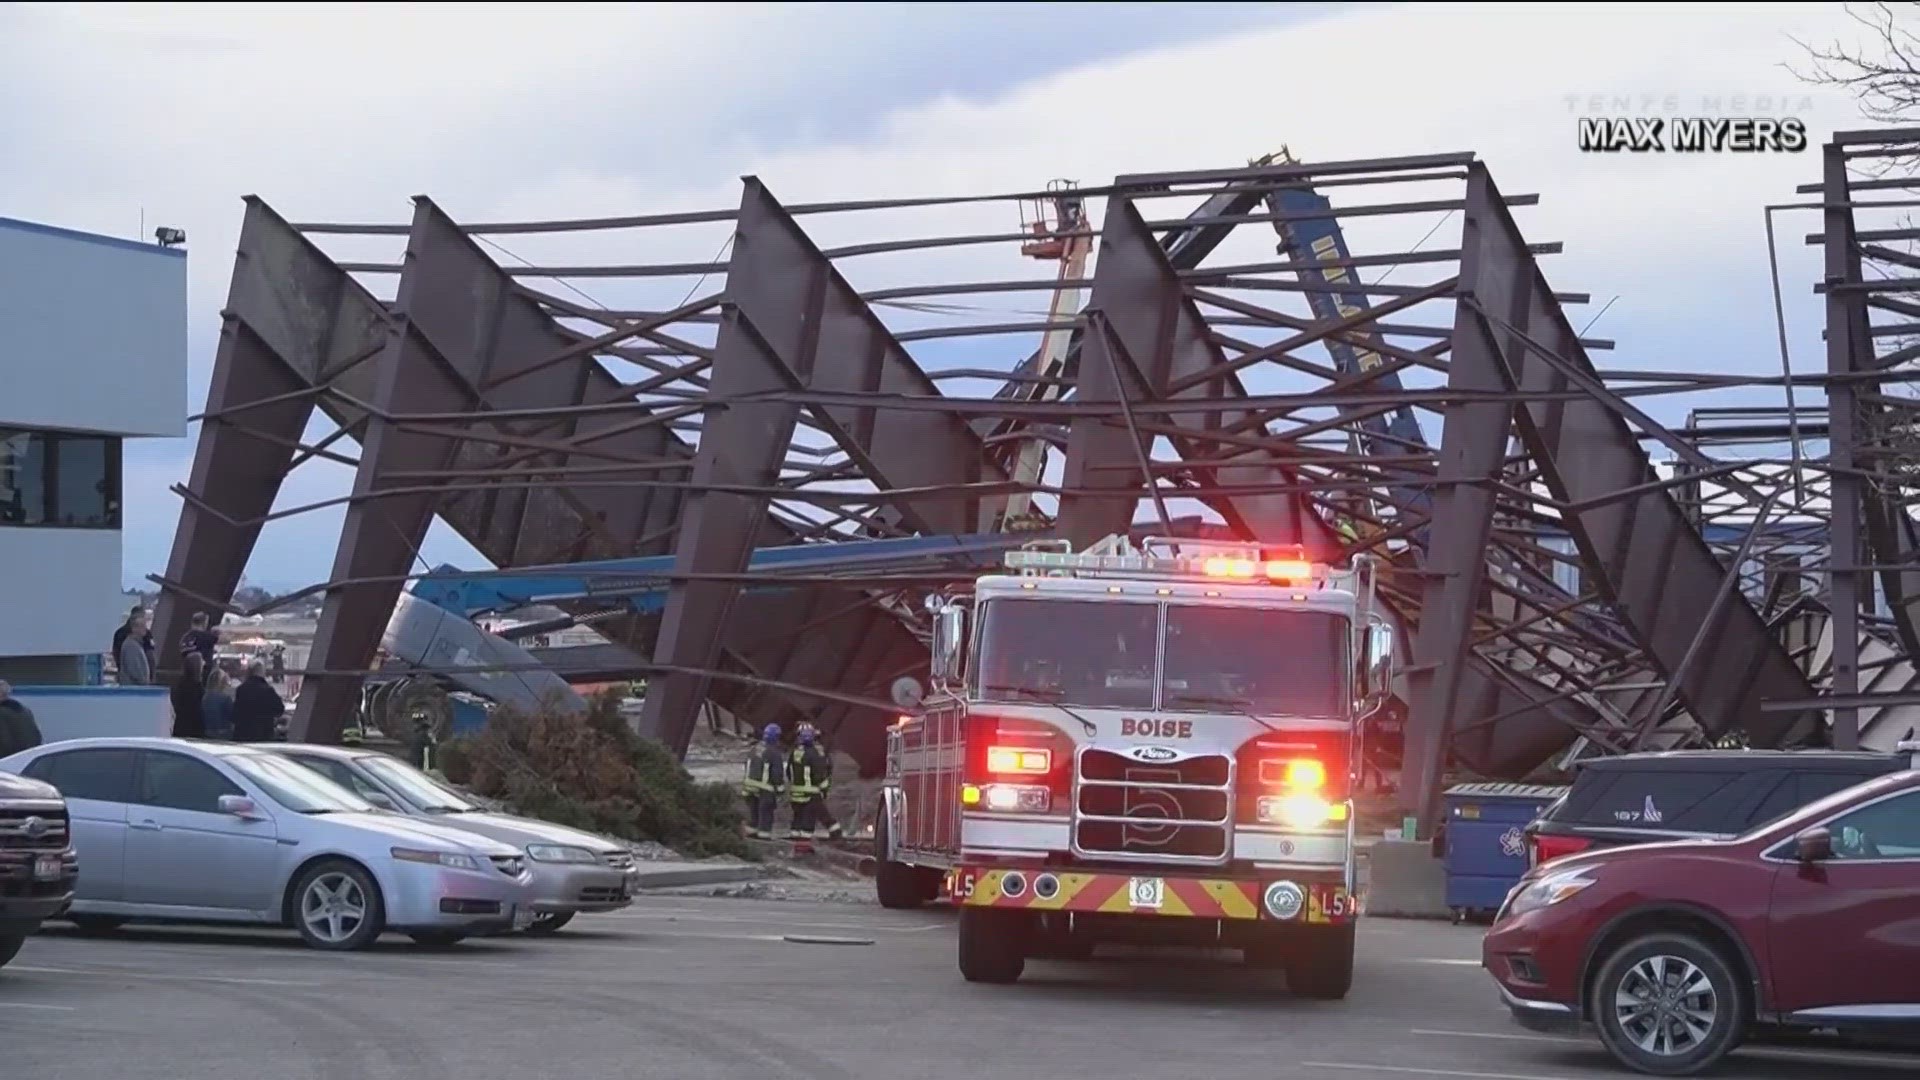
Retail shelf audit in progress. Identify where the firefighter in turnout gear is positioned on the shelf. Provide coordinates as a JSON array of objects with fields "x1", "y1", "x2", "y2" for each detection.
[
  {"x1": 787, "y1": 722, "x2": 842, "y2": 840},
  {"x1": 741, "y1": 724, "x2": 786, "y2": 840}
]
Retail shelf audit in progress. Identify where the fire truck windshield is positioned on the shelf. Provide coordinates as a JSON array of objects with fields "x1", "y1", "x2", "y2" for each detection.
[
  {"x1": 1161, "y1": 605, "x2": 1347, "y2": 719},
  {"x1": 974, "y1": 598, "x2": 1158, "y2": 709},
  {"x1": 972, "y1": 597, "x2": 1349, "y2": 718}
]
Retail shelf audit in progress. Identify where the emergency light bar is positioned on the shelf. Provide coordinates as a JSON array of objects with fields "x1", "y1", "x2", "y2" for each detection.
[{"x1": 1003, "y1": 536, "x2": 1339, "y2": 587}]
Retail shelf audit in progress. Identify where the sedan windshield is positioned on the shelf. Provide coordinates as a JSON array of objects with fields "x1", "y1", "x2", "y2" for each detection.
[
  {"x1": 228, "y1": 752, "x2": 376, "y2": 814},
  {"x1": 1162, "y1": 605, "x2": 1348, "y2": 718},
  {"x1": 360, "y1": 755, "x2": 476, "y2": 814}
]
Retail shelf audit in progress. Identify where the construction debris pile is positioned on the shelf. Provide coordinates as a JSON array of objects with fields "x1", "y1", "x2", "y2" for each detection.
[{"x1": 437, "y1": 692, "x2": 753, "y2": 859}]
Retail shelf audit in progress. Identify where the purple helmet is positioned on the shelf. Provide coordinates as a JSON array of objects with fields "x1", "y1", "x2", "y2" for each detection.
[{"x1": 762, "y1": 724, "x2": 782, "y2": 743}]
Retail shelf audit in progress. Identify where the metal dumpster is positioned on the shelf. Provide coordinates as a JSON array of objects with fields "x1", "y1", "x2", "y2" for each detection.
[{"x1": 1441, "y1": 782, "x2": 1567, "y2": 922}]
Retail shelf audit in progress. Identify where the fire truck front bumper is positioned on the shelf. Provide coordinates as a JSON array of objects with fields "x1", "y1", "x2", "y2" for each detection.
[{"x1": 947, "y1": 865, "x2": 1357, "y2": 926}]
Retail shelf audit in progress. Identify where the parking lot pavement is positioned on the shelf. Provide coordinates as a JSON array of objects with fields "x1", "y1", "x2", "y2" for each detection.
[{"x1": 5, "y1": 901, "x2": 1918, "y2": 1080}]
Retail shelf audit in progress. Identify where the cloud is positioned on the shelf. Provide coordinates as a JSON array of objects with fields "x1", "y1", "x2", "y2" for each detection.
[{"x1": 0, "y1": 1, "x2": 1878, "y2": 588}]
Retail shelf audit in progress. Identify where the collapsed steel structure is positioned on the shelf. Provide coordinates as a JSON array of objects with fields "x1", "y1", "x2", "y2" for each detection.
[{"x1": 151, "y1": 136, "x2": 1920, "y2": 828}]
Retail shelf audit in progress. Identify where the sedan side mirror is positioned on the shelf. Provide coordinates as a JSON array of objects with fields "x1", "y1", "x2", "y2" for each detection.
[
  {"x1": 218, "y1": 794, "x2": 261, "y2": 819},
  {"x1": 364, "y1": 791, "x2": 398, "y2": 811},
  {"x1": 1794, "y1": 826, "x2": 1833, "y2": 863}
]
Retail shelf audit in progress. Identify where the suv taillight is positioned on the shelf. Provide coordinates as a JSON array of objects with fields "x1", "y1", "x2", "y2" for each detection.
[{"x1": 1532, "y1": 833, "x2": 1592, "y2": 867}]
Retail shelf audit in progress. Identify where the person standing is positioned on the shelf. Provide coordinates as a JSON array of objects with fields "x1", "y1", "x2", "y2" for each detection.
[
  {"x1": 201, "y1": 667, "x2": 236, "y2": 740},
  {"x1": 112, "y1": 606, "x2": 155, "y2": 685},
  {"x1": 269, "y1": 645, "x2": 285, "y2": 683},
  {"x1": 786, "y1": 723, "x2": 832, "y2": 841},
  {"x1": 179, "y1": 612, "x2": 219, "y2": 668},
  {"x1": 117, "y1": 612, "x2": 155, "y2": 685},
  {"x1": 740, "y1": 724, "x2": 786, "y2": 841},
  {"x1": 0, "y1": 681, "x2": 42, "y2": 758},
  {"x1": 168, "y1": 653, "x2": 207, "y2": 739},
  {"x1": 798, "y1": 722, "x2": 852, "y2": 841},
  {"x1": 110, "y1": 604, "x2": 144, "y2": 668},
  {"x1": 231, "y1": 660, "x2": 285, "y2": 742}
]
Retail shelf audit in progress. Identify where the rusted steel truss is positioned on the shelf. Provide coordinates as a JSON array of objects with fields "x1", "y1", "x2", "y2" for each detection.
[{"x1": 158, "y1": 145, "x2": 1884, "y2": 819}]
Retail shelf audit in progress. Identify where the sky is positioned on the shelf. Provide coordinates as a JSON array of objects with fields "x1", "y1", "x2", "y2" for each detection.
[{"x1": 0, "y1": 1, "x2": 1887, "y2": 591}]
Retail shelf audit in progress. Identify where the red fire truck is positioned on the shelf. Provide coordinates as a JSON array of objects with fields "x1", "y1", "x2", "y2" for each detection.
[{"x1": 873, "y1": 534, "x2": 1392, "y2": 998}]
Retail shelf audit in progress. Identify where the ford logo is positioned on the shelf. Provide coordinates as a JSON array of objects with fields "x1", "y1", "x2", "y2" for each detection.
[{"x1": 1128, "y1": 746, "x2": 1181, "y2": 763}]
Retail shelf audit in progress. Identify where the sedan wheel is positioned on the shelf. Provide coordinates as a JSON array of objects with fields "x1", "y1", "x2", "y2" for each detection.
[
  {"x1": 293, "y1": 862, "x2": 384, "y2": 951},
  {"x1": 524, "y1": 911, "x2": 574, "y2": 935},
  {"x1": 1594, "y1": 933, "x2": 1745, "y2": 1077}
]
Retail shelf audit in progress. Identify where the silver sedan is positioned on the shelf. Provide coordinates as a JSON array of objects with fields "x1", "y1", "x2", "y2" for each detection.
[
  {"x1": 277, "y1": 744, "x2": 639, "y2": 933},
  {"x1": 0, "y1": 738, "x2": 538, "y2": 950}
]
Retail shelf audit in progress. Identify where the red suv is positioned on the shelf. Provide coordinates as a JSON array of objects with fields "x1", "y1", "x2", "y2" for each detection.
[{"x1": 1483, "y1": 767, "x2": 1920, "y2": 1076}]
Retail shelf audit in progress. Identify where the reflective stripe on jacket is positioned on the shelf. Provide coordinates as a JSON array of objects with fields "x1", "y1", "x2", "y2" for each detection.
[
  {"x1": 742, "y1": 745, "x2": 784, "y2": 794},
  {"x1": 788, "y1": 745, "x2": 829, "y2": 801}
]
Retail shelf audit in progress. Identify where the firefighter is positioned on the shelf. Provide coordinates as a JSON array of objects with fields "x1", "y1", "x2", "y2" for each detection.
[
  {"x1": 788, "y1": 722, "x2": 845, "y2": 840},
  {"x1": 786, "y1": 722, "x2": 834, "y2": 841},
  {"x1": 741, "y1": 724, "x2": 785, "y2": 840}
]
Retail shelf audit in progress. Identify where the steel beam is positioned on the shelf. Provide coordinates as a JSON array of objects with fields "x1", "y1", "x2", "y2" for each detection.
[
  {"x1": 1397, "y1": 168, "x2": 1524, "y2": 828},
  {"x1": 1824, "y1": 143, "x2": 1870, "y2": 749},
  {"x1": 297, "y1": 202, "x2": 487, "y2": 740},
  {"x1": 639, "y1": 178, "x2": 1002, "y2": 757},
  {"x1": 1058, "y1": 195, "x2": 1336, "y2": 554},
  {"x1": 1458, "y1": 164, "x2": 1819, "y2": 749},
  {"x1": 153, "y1": 198, "x2": 391, "y2": 669}
]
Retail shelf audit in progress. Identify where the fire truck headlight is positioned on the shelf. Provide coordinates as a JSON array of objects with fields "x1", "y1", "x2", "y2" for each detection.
[
  {"x1": 980, "y1": 783, "x2": 1051, "y2": 813},
  {"x1": 1258, "y1": 794, "x2": 1348, "y2": 829}
]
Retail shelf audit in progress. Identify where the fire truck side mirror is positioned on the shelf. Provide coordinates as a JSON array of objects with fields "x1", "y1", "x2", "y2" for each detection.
[
  {"x1": 1359, "y1": 618, "x2": 1393, "y2": 713},
  {"x1": 931, "y1": 603, "x2": 967, "y2": 689}
]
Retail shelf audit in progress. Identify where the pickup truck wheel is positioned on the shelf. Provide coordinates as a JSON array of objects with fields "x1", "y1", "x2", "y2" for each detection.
[
  {"x1": 0, "y1": 934, "x2": 23, "y2": 969},
  {"x1": 1288, "y1": 924, "x2": 1356, "y2": 1001},
  {"x1": 1592, "y1": 932, "x2": 1746, "y2": 1077},
  {"x1": 957, "y1": 907, "x2": 1027, "y2": 984},
  {"x1": 873, "y1": 813, "x2": 925, "y2": 910}
]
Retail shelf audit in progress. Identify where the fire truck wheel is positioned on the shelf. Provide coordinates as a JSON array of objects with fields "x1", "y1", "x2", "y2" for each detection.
[
  {"x1": 873, "y1": 815, "x2": 927, "y2": 910},
  {"x1": 957, "y1": 907, "x2": 1028, "y2": 984},
  {"x1": 1287, "y1": 924, "x2": 1356, "y2": 1001}
]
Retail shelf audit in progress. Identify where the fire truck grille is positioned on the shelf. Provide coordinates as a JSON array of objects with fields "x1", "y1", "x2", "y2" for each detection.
[{"x1": 1072, "y1": 750, "x2": 1232, "y2": 863}]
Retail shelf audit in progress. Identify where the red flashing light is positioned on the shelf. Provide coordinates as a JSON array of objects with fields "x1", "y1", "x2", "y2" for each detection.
[{"x1": 1264, "y1": 559, "x2": 1312, "y2": 581}]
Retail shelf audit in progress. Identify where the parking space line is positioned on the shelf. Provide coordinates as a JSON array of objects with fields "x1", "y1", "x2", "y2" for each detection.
[
  {"x1": 0, "y1": 1001, "x2": 77, "y2": 1011},
  {"x1": 1411, "y1": 1028, "x2": 1581, "y2": 1045},
  {"x1": 1302, "y1": 1062, "x2": 1574, "y2": 1080},
  {"x1": 9, "y1": 964, "x2": 299, "y2": 987}
]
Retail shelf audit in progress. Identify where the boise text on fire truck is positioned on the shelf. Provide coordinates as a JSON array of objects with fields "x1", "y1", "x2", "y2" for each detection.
[{"x1": 874, "y1": 534, "x2": 1395, "y2": 998}]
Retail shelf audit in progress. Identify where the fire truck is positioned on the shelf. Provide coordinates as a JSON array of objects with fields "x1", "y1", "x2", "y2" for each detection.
[{"x1": 874, "y1": 534, "x2": 1393, "y2": 998}]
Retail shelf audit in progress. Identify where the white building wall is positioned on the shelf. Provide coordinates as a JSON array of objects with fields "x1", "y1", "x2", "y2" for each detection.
[
  {"x1": 9, "y1": 686, "x2": 173, "y2": 743},
  {"x1": 0, "y1": 529, "x2": 125, "y2": 658},
  {"x1": 0, "y1": 216, "x2": 187, "y2": 673},
  {"x1": 0, "y1": 217, "x2": 187, "y2": 437}
]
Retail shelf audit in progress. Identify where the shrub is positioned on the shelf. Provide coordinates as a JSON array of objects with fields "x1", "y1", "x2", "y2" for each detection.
[{"x1": 439, "y1": 689, "x2": 752, "y2": 859}]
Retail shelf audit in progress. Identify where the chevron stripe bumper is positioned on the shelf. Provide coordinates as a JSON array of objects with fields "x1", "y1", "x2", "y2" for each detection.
[{"x1": 947, "y1": 865, "x2": 1356, "y2": 925}]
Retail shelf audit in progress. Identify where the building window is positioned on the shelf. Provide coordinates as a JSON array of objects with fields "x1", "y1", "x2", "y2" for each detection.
[{"x1": 0, "y1": 429, "x2": 122, "y2": 529}]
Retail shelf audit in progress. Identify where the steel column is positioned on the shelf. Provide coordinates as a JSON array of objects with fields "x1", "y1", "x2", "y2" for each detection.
[
  {"x1": 1824, "y1": 143, "x2": 1866, "y2": 749},
  {"x1": 1461, "y1": 164, "x2": 1818, "y2": 749},
  {"x1": 638, "y1": 178, "x2": 1000, "y2": 756}
]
